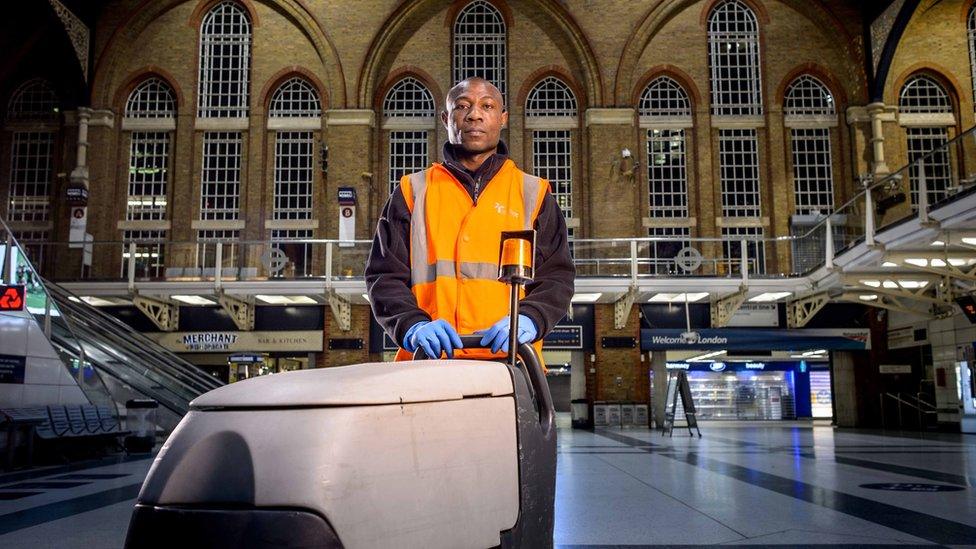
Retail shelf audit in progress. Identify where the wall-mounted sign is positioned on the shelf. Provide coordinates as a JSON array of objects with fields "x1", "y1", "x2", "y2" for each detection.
[
  {"x1": 879, "y1": 364, "x2": 912, "y2": 375},
  {"x1": 544, "y1": 326, "x2": 583, "y2": 349},
  {"x1": 601, "y1": 337, "x2": 636, "y2": 349},
  {"x1": 329, "y1": 338, "x2": 364, "y2": 350},
  {"x1": 642, "y1": 328, "x2": 870, "y2": 351},
  {"x1": 148, "y1": 331, "x2": 324, "y2": 353},
  {"x1": 228, "y1": 353, "x2": 264, "y2": 364},
  {"x1": 0, "y1": 285, "x2": 26, "y2": 311},
  {"x1": 65, "y1": 184, "x2": 88, "y2": 205},
  {"x1": 0, "y1": 354, "x2": 26, "y2": 384},
  {"x1": 69, "y1": 206, "x2": 87, "y2": 249},
  {"x1": 338, "y1": 187, "x2": 357, "y2": 247},
  {"x1": 727, "y1": 303, "x2": 779, "y2": 327}
]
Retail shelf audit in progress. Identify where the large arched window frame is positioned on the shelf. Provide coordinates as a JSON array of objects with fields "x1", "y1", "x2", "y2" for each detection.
[
  {"x1": 266, "y1": 77, "x2": 322, "y2": 277},
  {"x1": 453, "y1": 1, "x2": 507, "y2": 103},
  {"x1": 968, "y1": 5, "x2": 976, "y2": 109},
  {"x1": 4, "y1": 79, "x2": 60, "y2": 263},
  {"x1": 120, "y1": 77, "x2": 177, "y2": 278},
  {"x1": 707, "y1": 0, "x2": 763, "y2": 117},
  {"x1": 382, "y1": 76, "x2": 436, "y2": 197},
  {"x1": 639, "y1": 76, "x2": 693, "y2": 274},
  {"x1": 783, "y1": 75, "x2": 838, "y2": 273},
  {"x1": 197, "y1": 1, "x2": 251, "y2": 118},
  {"x1": 899, "y1": 75, "x2": 956, "y2": 211},
  {"x1": 526, "y1": 77, "x2": 577, "y2": 238}
]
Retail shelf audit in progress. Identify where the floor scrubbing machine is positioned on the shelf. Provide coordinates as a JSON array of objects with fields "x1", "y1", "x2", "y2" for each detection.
[{"x1": 124, "y1": 231, "x2": 556, "y2": 549}]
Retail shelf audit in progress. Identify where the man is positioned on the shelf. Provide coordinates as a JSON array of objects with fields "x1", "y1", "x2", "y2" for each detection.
[{"x1": 366, "y1": 77, "x2": 574, "y2": 360}]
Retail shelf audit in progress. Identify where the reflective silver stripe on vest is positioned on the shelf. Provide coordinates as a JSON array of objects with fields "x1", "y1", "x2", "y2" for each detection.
[
  {"x1": 408, "y1": 170, "x2": 430, "y2": 286},
  {"x1": 459, "y1": 261, "x2": 498, "y2": 280},
  {"x1": 521, "y1": 172, "x2": 544, "y2": 230},
  {"x1": 413, "y1": 259, "x2": 458, "y2": 285}
]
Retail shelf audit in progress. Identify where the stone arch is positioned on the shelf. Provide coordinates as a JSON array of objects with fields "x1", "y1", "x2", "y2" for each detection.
[
  {"x1": 775, "y1": 63, "x2": 848, "y2": 109},
  {"x1": 515, "y1": 66, "x2": 585, "y2": 114},
  {"x1": 614, "y1": 0, "x2": 865, "y2": 106},
  {"x1": 890, "y1": 64, "x2": 965, "y2": 115},
  {"x1": 92, "y1": 0, "x2": 346, "y2": 110},
  {"x1": 259, "y1": 67, "x2": 329, "y2": 113},
  {"x1": 358, "y1": 0, "x2": 603, "y2": 110},
  {"x1": 113, "y1": 67, "x2": 186, "y2": 115},
  {"x1": 632, "y1": 65, "x2": 703, "y2": 112}
]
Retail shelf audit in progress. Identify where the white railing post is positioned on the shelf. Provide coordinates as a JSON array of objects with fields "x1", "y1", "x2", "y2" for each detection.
[
  {"x1": 127, "y1": 242, "x2": 137, "y2": 292},
  {"x1": 918, "y1": 157, "x2": 930, "y2": 223},
  {"x1": 740, "y1": 239, "x2": 749, "y2": 283},
  {"x1": 4, "y1": 234, "x2": 13, "y2": 284},
  {"x1": 825, "y1": 217, "x2": 835, "y2": 269},
  {"x1": 864, "y1": 187, "x2": 876, "y2": 247},
  {"x1": 630, "y1": 239, "x2": 638, "y2": 285},
  {"x1": 325, "y1": 242, "x2": 334, "y2": 288},
  {"x1": 214, "y1": 242, "x2": 223, "y2": 290}
]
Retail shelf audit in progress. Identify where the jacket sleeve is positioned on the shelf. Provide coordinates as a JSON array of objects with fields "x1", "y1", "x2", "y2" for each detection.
[
  {"x1": 519, "y1": 192, "x2": 576, "y2": 339},
  {"x1": 364, "y1": 185, "x2": 431, "y2": 347}
]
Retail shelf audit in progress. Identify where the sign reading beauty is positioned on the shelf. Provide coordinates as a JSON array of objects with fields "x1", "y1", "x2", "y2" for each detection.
[{"x1": 0, "y1": 285, "x2": 26, "y2": 311}]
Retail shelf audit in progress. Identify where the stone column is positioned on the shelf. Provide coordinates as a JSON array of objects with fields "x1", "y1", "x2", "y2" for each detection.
[
  {"x1": 324, "y1": 110, "x2": 374, "y2": 276},
  {"x1": 832, "y1": 350, "x2": 858, "y2": 427},
  {"x1": 651, "y1": 350, "x2": 668, "y2": 428}
]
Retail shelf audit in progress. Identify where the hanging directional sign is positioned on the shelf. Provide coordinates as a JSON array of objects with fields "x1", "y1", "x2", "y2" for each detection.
[{"x1": 0, "y1": 285, "x2": 26, "y2": 311}]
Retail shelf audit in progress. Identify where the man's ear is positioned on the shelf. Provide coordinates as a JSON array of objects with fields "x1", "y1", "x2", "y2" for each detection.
[
  {"x1": 501, "y1": 110, "x2": 509, "y2": 129},
  {"x1": 440, "y1": 110, "x2": 449, "y2": 128}
]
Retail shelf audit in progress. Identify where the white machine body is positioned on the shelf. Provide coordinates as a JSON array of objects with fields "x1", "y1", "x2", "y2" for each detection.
[{"x1": 138, "y1": 361, "x2": 522, "y2": 549}]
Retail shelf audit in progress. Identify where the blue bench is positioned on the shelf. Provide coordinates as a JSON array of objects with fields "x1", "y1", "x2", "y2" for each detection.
[{"x1": 0, "y1": 405, "x2": 130, "y2": 468}]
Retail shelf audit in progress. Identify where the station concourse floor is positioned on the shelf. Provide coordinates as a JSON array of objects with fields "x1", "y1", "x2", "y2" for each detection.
[{"x1": 0, "y1": 420, "x2": 974, "y2": 548}]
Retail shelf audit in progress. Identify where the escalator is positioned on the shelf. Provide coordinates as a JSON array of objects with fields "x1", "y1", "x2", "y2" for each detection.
[{"x1": 2, "y1": 221, "x2": 222, "y2": 432}]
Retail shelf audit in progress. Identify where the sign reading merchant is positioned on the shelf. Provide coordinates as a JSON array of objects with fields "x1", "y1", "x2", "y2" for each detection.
[
  {"x1": 148, "y1": 331, "x2": 324, "y2": 353},
  {"x1": 641, "y1": 328, "x2": 870, "y2": 351}
]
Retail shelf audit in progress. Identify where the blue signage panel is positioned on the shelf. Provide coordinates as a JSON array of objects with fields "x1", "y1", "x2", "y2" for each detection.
[
  {"x1": 642, "y1": 328, "x2": 869, "y2": 351},
  {"x1": 0, "y1": 354, "x2": 26, "y2": 384},
  {"x1": 544, "y1": 325, "x2": 583, "y2": 349}
]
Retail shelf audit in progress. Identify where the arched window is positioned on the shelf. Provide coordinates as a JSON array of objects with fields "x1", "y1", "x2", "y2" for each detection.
[
  {"x1": 639, "y1": 77, "x2": 692, "y2": 274},
  {"x1": 784, "y1": 75, "x2": 835, "y2": 117},
  {"x1": 383, "y1": 77, "x2": 435, "y2": 117},
  {"x1": 969, "y1": 5, "x2": 976, "y2": 108},
  {"x1": 900, "y1": 75, "x2": 954, "y2": 210},
  {"x1": 6, "y1": 78, "x2": 60, "y2": 120},
  {"x1": 639, "y1": 77, "x2": 692, "y2": 118},
  {"x1": 453, "y1": 1, "x2": 507, "y2": 102},
  {"x1": 899, "y1": 75, "x2": 952, "y2": 114},
  {"x1": 526, "y1": 77, "x2": 576, "y2": 230},
  {"x1": 784, "y1": 75, "x2": 837, "y2": 272},
  {"x1": 269, "y1": 77, "x2": 321, "y2": 118},
  {"x1": 121, "y1": 79, "x2": 177, "y2": 276},
  {"x1": 267, "y1": 77, "x2": 319, "y2": 274},
  {"x1": 125, "y1": 78, "x2": 176, "y2": 118},
  {"x1": 707, "y1": 0, "x2": 762, "y2": 116},
  {"x1": 198, "y1": 1, "x2": 251, "y2": 117},
  {"x1": 5, "y1": 79, "x2": 59, "y2": 259},
  {"x1": 384, "y1": 77, "x2": 435, "y2": 195},
  {"x1": 525, "y1": 77, "x2": 577, "y2": 117}
]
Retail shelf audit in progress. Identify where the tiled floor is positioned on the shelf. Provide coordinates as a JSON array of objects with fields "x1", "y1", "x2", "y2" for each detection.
[{"x1": 0, "y1": 422, "x2": 974, "y2": 548}]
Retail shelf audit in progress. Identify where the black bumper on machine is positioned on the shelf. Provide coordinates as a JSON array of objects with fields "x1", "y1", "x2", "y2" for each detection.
[{"x1": 124, "y1": 505, "x2": 343, "y2": 549}]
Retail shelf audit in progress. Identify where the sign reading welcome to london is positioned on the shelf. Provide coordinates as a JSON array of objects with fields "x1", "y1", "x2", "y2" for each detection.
[{"x1": 641, "y1": 329, "x2": 870, "y2": 351}]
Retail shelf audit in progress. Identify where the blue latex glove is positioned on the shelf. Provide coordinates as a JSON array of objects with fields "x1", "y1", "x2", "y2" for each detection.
[
  {"x1": 404, "y1": 319, "x2": 463, "y2": 359},
  {"x1": 476, "y1": 314, "x2": 537, "y2": 354}
]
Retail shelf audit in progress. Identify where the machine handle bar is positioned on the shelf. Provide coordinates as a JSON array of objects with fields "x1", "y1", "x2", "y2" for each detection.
[{"x1": 412, "y1": 335, "x2": 554, "y2": 434}]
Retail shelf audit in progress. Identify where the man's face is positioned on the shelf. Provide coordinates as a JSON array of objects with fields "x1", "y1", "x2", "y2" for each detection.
[{"x1": 442, "y1": 80, "x2": 508, "y2": 155}]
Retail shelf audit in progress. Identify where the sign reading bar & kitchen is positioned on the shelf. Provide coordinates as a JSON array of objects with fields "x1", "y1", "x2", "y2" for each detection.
[{"x1": 148, "y1": 331, "x2": 324, "y2": 353}]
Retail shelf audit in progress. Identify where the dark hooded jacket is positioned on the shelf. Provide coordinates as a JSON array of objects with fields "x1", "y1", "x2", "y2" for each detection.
[{"x1": 365, "y1": 141, "x2": 575, "y2": 347}]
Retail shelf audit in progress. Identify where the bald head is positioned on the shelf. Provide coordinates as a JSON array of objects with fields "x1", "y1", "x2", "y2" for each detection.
[
  {"x1": 441, "y1": 77, "x2": 509, "y2": 170},
  {"x1": 446, "y1": 77, "x2": 505, "y2": 111}
]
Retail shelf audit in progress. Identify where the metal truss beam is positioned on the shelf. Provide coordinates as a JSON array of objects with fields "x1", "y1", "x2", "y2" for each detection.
[
  {"x1": 787, "y1": 292, "x2": 829, "y2": 328},
  {"x1": 710, "y1": 286, "x2": 748, "y2": 328},
  {"x1": 328, "y1": 290, "x2": 351, "y2": 331},
  {"x1": 884, "y1": 250, "x2": 976, "y2": 282},
  {"x1": 836, "y1": 291, "x2": 935, "y2": 319},
  {"x1": 218, "y1": 292, "x2": 255, "y2": 331},
  {"x1": 133, "y1": 295, "x2": 179, "y2": 332},
  {"x1": 614, "y1": 287, "x2": 639, "y2": 330}
]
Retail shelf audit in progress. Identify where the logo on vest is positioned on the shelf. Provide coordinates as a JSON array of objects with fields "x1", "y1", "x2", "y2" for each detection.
[{"x1": 494, "y1": 202, "x2": 520, "y2": 219}]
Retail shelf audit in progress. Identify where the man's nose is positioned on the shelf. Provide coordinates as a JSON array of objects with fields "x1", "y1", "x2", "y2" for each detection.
[{"x1": 465, "y1": 105, "x2": 484, "y2": 121}]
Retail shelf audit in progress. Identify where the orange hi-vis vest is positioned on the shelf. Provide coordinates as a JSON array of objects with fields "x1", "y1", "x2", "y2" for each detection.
[{"x1": 393, "y1": 159, "x2": 549, "y2": 362}]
